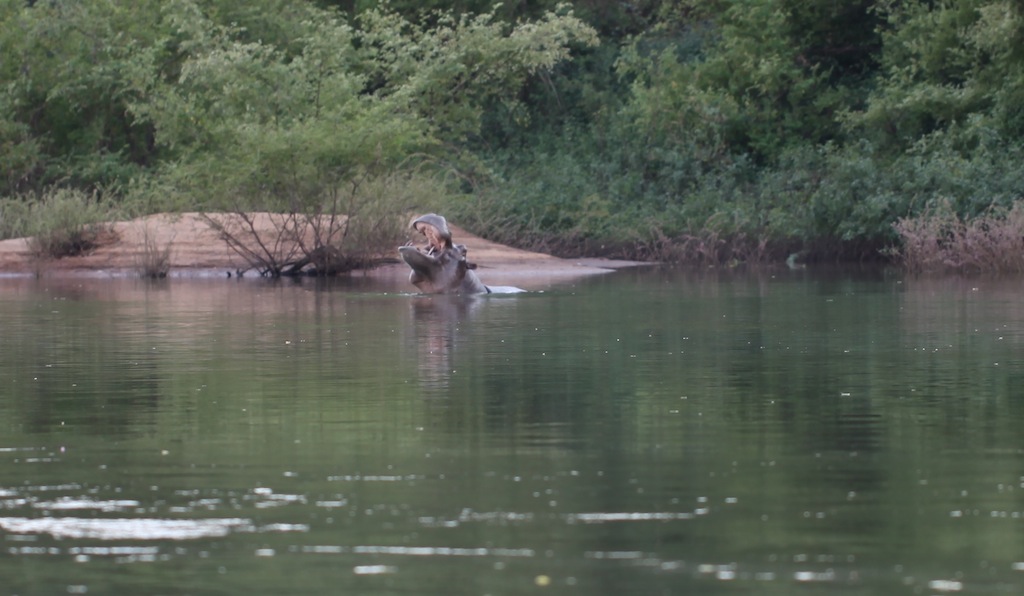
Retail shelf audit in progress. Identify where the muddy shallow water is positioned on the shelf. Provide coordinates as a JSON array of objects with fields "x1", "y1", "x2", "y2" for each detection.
[{"x1": 1, "y1": 268, "x2": 1023, "y2": 595}]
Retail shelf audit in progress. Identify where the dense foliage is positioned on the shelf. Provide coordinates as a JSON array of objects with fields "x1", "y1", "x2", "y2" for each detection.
[{"x1": 2, "y1": 0, "x2": 1023, "y2": 263}]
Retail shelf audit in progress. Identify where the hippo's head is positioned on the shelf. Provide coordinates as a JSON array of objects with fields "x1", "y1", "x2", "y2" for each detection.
[
  {"x1": 409, "y1": 213, "x2": 452, "y2": 254},
  {"x1": 399, "y1": 243, "x2": 489, "y2": 295}
]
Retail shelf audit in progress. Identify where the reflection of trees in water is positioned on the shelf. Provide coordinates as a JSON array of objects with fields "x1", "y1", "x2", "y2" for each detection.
[
  {"x1": 7, "y1": 282, "x2": 169, "y2": 437},
  {"x1": 689, "y1": 270, "x2": 1024, "y2": 559},
  {"x1": 710, "y1": 275, "x2": 894, "y2": 517},
  {"x1": 7, "y1": 278, "x2": 398, "y2": 440},
  {"x1": 407, "y1": 291, "x2": 642, "y2": 453},
  {"x1": 895, "y1": 276, "x2": 1024, "y2": 458}
]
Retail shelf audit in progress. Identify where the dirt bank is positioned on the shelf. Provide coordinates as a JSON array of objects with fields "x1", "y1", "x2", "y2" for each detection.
[{"x1": 0, "y1": 213, "x2": 645, "y2": 289}]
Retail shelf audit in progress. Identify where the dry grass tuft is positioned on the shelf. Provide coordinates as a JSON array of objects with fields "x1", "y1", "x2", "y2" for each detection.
[
  {"x1": 891, "y1": 200, "x2": 1024, "y2": 274},
  {"x1": 135, "y1": 224, "x2": 172, "y2": 278}
]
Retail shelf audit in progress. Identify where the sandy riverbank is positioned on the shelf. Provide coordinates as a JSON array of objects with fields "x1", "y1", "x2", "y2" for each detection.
[{"x1": 0, "y1": 213, "x2": 645, "y2": 289}]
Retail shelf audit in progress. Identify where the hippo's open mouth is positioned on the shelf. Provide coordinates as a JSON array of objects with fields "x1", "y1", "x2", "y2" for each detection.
[
  {"x1": 399, "y1": 243, "x2": 488, "y2": 295},
  {"x1": 399, "y1": 245, "x2": 442, "y2": 271},
  {"x1": 399, "y1": 214, "x2": 494, "y2": 295}
]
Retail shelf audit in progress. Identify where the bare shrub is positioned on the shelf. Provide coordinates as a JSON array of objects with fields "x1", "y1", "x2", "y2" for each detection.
[
  {"x1": 204, "y1": 170, "x2": 443, "y2": 277},
  {"x1": 135, "y1": 224, "x2": 173, "y2": 278},
  {"x1": 643, "y1": 212, "x2": 777, "y2": 266},
  {"x1": 892, "y1": 199, "x2": 1024, "y2": 273},
  {"x1": 202, "y1": 212, "x2": 308, "y2": 277}
]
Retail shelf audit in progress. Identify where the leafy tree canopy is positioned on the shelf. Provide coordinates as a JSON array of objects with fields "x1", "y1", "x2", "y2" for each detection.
[
  {"x1": 0, "y1": 0, "x2": 596, "y2": 202},
  {"x1": 5, "y1": 0, "x2": 1024, "y2": 262}
]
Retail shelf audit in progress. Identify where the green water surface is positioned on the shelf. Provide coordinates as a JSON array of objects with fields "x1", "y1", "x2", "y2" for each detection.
[{"x1": 0, "y1": 268, "x2": 1022, "y2": 595}]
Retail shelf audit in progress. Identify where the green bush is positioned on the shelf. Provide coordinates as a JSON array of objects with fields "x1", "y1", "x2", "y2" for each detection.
[
  {"x1": 6, "y1": 0, "x2": 1024, "y2": 270},
  {"x1": 0, "y1": 197, "x2": 31, "y2": 241},
  {"x1": 22, "y1": 188, "x2": 117, "y2": 259}
]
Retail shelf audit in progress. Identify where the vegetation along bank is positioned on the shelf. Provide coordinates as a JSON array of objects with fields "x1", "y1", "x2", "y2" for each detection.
[{"x1": 3, "y1": 0, "x2": 1023, "y2": 274}]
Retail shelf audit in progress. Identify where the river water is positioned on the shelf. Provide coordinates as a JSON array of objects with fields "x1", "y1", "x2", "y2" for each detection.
[{"x1": 0, "y1": 267, "x2": 1022, "y2": 595}]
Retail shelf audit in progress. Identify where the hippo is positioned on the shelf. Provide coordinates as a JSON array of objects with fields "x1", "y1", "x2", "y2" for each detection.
[
  {"x1": 400, "y1": 213, "x2": 525, "y2": 295},
  {"x1": 399, "y1": 242, "x2": 490, "y2": 294}
]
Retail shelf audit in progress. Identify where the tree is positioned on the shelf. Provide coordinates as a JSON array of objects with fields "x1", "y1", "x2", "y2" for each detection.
[
  {"x1": 848, "y1": 0, "x2": 1024, "y2": 152},
  {"x1": 619, "y1": 0, "x2": 881, "y2": 167},
  {"x1": 125, "y1": 1, "x2": 596, "y2": 273},
  {"x1": 0, "y1": 0, "x2": 167, "y2": 194}
]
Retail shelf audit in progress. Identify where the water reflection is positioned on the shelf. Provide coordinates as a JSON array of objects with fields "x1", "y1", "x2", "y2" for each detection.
[
  {"x1": 0, "y1": 516, "x2": 258, "y2": 540},
  {"x1": 1, "y1": 271, "x2": 1024, "y2": 595},
  {"x1": 407, "y1": 295, "x2": 483, "y2": 395}
]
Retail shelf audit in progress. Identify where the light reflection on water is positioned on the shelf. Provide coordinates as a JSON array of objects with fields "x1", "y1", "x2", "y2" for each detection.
[{"x1": 0, "y1": 270, "x2": 1023, "y2": 594}]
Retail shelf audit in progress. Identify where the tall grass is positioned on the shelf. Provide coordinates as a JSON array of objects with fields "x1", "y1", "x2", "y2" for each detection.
[{"x1": 0, "y1": 197, "x2": 31, "y2": 241}]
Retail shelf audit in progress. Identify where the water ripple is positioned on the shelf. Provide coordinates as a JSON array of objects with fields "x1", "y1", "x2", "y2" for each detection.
[
  {"x1": 299, "y1": 545, "x2": 535, "y2": 558},
  {"x1": 33, "y1": 497, "x2": 141, "y2": 512},
  {"x1": 0, "y1": 517, "x2": 254, "y2": 540},
  {"x1": 566, "y1": 511, "x2": 696, "y2": 523}
]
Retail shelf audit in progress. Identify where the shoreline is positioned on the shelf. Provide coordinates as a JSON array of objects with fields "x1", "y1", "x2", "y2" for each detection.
[{"x1": 0, "y1": 213, "x2": 648, "y2": 290}]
